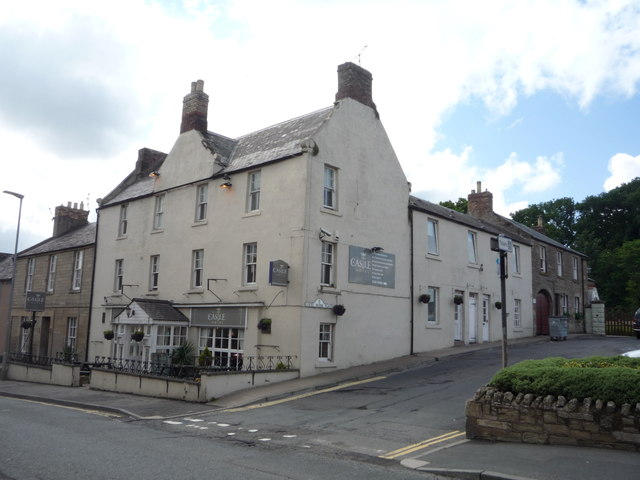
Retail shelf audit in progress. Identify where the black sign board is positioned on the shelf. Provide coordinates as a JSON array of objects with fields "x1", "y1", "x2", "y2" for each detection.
[
  {"x1": 348, "y1": 246, "x2": 395, "y2": 288},
  {"x1": 269, "y1": 260, "x2": 289, "y2": 286},
  {"x1": 25, "y1": 291, "x2": 46, "y2": 312},
  {"x1": 191, "y1": 307, "x2": 246, "y2": 328}
]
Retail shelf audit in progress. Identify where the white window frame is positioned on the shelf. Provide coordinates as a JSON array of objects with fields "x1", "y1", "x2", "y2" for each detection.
[
  {"x1": 318, "y1": 323, "x2": 334, "y2": 361},
  {"x1": 118, "y1": 204, "x2": 128, "y2": 237},
  {"x1": 195, "y1": 184, "x2": 208, "y2": 222},
  {"x1": 320, "y1": 241, "x2": 335, "y2": 287},
  {"x1": 192, "y1": 249, "x2": 204, "y2": 289},
  {"x1": 153, "y1": 195, "x2": 164, "y2": 230},
  {"x1": 427, "y1": 219, "x2": 439, "y2": 255},
  {"x1": 574, "y1": 296, "x2": 581, "y2": 316},
  {"x1": 156, "y1": 325, "x2": 187, "y2": 356},
  {"x1": 25, "y1": 258, "x2": 35, "y2": 292},
  {"x1": 556, "y1": 251, "x2": 563, "y2": 277},
  {"x1": 243, "y1": 243, "x2": 257, "y2": 285},
  {"x1": 572, "y1": 256, "x2": 579, "y2": 280},
  {"x1": 539, "y1": 245, "x2": 547, "y2": 272},
  {"x1": 426, "y1": 286, "x2": 438, "y2": 324},
  {"x1": 114, "y1": 259, "x2": 124, "y2": 292},
  {"x1": 72, "y1": 250, "x2": 83, "y2": 291},
  {"x1": 467, "y1": 231, "x2": 477, "y2": 264},
  {"x1": 513, "y1": 245, "x2": 521, "y2": 274},
  {"x1": 247, "y1": 171, "x2": 261, "y2": 212},
  {"x1": 562, "y1": 294, "x2": 569, "y2": 315},
  {"x1": 513, "y1": 299, "x2": 521, "y2": 328},
  {"x1": 67, "y1": 317, "x2": 78, "y2": 351},
  {"x1": 149, "y1": 255, "x2": 160, "y2": 291},
  {"x1": 46, "y1": 255, "x2": 57, "y2": 293},
  {"x1": 323, "y1": 165, "x2": 337, "y2": 209}
]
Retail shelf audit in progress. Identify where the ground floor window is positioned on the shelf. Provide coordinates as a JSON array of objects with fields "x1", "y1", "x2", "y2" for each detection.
[
  {"x1": 19, "y1": 316, "x2": 29, "y2": 353},
  {"x1": 513, "y1": 299, "x2": 522, "y2": 328},
  {"x1": 199, "y1": 327, "x2": 244, "y2": 368},
  {"x1": 156, "y1": 325, "x2": 187, "y2": 356},
  {"x1": 66, "y1": 317, "x2": 78, "y2": 351},
  {"x1": 319, "y1": 323, "x2": 334, "y2": 361}
]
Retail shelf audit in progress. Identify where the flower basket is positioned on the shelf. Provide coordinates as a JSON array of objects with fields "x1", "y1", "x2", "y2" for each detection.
[
  {"x1": 21, "y1": 320, "x2": 32, "y2": 329},
  {"x1": 453, "y1": 295, "x2": 464, "y2": 305},
  {"x1": 131, "y1": 330, "x2": 145, "y2": 342},
  {"x1": 418, "y1": 293, "x2": 431, "y2": 304},
  {"x1": 494, "y1": 301, "x2": 502, "y2": 310},
  {"x1": 332, "y1": 304, "x2": 346, "y2": 316},
  {"x1": 258, "y1": 318, "x2": 272, "y2": 333},
  {"x1": 103, "y1": 330, "x2": 115, "y2": 340}
]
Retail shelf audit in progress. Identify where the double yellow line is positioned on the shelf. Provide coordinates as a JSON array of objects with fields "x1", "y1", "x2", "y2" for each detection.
[{"x1": 380, "y1": 430, "x2": 466, "y2": 459}]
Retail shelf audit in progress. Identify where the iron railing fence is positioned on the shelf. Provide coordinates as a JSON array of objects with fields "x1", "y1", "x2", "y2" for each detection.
[
  {"x1": 605, "y1": 308, "x2": 635, "y2": 336},
  {"x1": 9, "y1": 351, "x2": 80, "y2": 366},
  {"x1": 92, "y1": 354, "x2": 297, "y2": 380}
]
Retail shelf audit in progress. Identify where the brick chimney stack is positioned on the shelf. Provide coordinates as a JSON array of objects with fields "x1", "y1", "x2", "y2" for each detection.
[
  {"x1": 335, "y1": 62, "x2": 378, "y2": 114},
  {"x1": 180, "y1": 79, "x2": 209, "y2": 134},
  {"x1": 467, "y1": 181, "x2": 494, "y2": 220},
  {"x1": 533, "y1": 215, "x2": 545, "y2": 233},
  {"x1": 53, "y1": 202, "x2": 89, "y2": 237}
]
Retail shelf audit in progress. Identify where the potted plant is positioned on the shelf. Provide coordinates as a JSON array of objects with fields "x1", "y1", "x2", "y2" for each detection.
[
  {"x1": 418, "y1": 293, "x2": 431, "y2": 304},
  {"x1": 453, "y1": 295, "x2": 464, "y2": 305},
  {"x1": 198, "y1": 347, "x2": 213, "y2": 366},
  {"x1": 131, "y1": 330, "x2": 145, "y2": 342},
  {"x1": 332, "y1": 304, "x2": 346, "y2": 316},
  {"x1": 103, "y1": 330, "x2": 115, "y2": 340},
  {"x1": 494, "y1": 301, "x2": 502, "y2": 310},
  {"x1": 257, "y1": 318, "x2": 272, "y2": 333}
]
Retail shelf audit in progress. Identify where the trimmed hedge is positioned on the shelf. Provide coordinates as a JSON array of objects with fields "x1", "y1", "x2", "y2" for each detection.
[{"x1": 489, "y1": 356, "x2": 640, "y2": 405}]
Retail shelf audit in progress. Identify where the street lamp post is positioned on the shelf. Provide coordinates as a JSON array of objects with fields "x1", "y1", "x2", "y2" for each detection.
[{"x1": 1, "y1": 190, "x2": 24, "y2": 380}]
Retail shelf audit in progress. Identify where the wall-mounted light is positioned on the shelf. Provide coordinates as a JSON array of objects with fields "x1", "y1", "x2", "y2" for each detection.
[
  {"x1": 220, "y1": 174, "x2": 232, "y2": 189},
  {"x1": 368, "y1": 246, "x2": 384, "y2": 253},
  {"x1": 149, "y1": 171, "x2": 160, "y2": 178}
]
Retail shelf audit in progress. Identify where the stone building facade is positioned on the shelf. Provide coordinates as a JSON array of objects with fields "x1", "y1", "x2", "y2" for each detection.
[
  {"x1": 8, "y1": 203, "x2": 95, "y2": 360},
  {"x1": 467, "y1": 182, "x2": 588, "y2": 335}
]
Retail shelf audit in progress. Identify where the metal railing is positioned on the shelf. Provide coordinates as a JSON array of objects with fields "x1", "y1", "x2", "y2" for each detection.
[
  {"x1": 91, "y1": 354, "x2": 297, "y2": 380},
  {"x1": 8, "y1": 351, "x2": 80, "y2": 366}
]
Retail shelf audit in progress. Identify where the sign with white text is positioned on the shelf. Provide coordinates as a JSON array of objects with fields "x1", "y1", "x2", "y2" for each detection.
[
  {"x1": 25, "y1": 291, "x2": 46, "y2": 312},
  {"x1": 191, "y1": 307, "x2": 246, "y2": 327},
  {"x1": 348, "y1": 246, "x2": 395, "y2": 288},
  {"x1": 269, "y1": 260, "x2": 289, "y2": 286}
]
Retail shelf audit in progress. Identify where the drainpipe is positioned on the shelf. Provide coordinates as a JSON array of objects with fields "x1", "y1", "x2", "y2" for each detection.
[{"x1": 409, "y1": 207, "x2": 414, "y2": 355}]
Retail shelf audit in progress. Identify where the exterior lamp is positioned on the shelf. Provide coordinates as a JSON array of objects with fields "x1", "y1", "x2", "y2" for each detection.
[
  {"x1": 149, "y1": 171, "x2": 160, "y2": 178},
  {"x1": 1, "y1": 190, "x2": 24, "y2": 380},
  {"x1": 220, "y1": 174, "x2": 232, "y2": 189}
]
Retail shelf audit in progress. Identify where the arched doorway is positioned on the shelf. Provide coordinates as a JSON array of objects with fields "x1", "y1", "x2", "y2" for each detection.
[{"x1": 536, "y1": 291, "x2": 551, "y2": 335}]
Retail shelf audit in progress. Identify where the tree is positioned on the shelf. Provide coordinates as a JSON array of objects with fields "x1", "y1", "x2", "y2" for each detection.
[
  {"x1": 439, "y1": 197, "x2": 468, "y2": 213},
  {"x1": 510, "y1": 197, "x2": 577, "y2": 247},
  {"x1": 593, "y1": 240, "x2": 640, "y2": 309}
]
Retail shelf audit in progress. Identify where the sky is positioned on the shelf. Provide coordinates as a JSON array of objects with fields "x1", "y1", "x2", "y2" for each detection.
[{"x1": 1, "y1": 0, "x2": 640, "y2": 253}]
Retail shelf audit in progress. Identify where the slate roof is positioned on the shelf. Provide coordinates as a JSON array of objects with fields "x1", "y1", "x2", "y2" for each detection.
[
  {"x1": 409, "y1": 196, "x2": 531, "y2": 246},
  {"x1": 0, "y1": 256, "x2": 14, "y2": 281},
  {"x1": 102, "y1": 107, "x2": 334, "y2": 206},
  {"x1": 19, "y1": 223, "x2": 96, "y2": 257},
  {"x1": 129, "y1": 298, "x2": 189, "y2": 323}
]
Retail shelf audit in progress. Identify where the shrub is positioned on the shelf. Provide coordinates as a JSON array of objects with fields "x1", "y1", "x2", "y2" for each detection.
[{"x1": 489, "y1": 356, "x2": 640, "y2": 405}]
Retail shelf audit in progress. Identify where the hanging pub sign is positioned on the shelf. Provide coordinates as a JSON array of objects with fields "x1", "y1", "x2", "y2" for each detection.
[
  {"x1": 269, "y1": 260, "x2": 289, "y2": 286},
  {"x1": 348, "y1": 246, "x2": 395, "y2": 288},
  {"x1": 25, "y1": 291, "x2": 46, "y2": 312}
]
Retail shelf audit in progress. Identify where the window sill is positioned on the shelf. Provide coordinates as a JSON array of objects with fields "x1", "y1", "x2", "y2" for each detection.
[
  {"x1": 145, "y1": 291, "x2": 159, "y2": 297},
  {"x1": 318, "y1": 286, "x2": 340, "y2": 294},
  {"x1": 467, "y1": 263, "x2": 481, "y2": 270},
  {"x1": 116, "y1": 235, "x2": 127, "y2": 240},
  {"x1": 425, "y1": 323, "x2": 442, "y2": 329},
  {"x1": 237, "y1": 285, "x2": 258, "y2": 292},
  {"x1": 243, "y1": 211, "x2": 261, "y2": 218},
  {"x1": 151, "y1": 228, "x2": 164, "y2": 234},
  {"x1": 192, "y1": 220, "x2": 208, "y2": 227},
  {"x1": 425, "y1": 254, "x2": 441, "y2": 261},
  {"x1": 315, "y1": 360, "x2": 336, "y2": 369},
  {"x1": 185, "y1": 289, "x2": 204, "y2": 295},
  {"x1": 320, "y1": 207, "x2": 342, "y2": 217}
]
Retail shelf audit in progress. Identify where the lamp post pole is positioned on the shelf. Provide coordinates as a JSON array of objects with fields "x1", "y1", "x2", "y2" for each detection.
[{"x1": 1, "y1": 190, "x2": 23, "y2": 380}]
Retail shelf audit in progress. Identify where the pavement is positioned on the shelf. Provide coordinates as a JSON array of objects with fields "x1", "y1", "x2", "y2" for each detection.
[{"x1": 1, "y1": 335, "x2": 639, "y2": 480}]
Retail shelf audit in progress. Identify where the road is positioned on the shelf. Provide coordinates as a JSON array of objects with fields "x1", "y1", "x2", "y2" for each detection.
[{"x1": 1, "y1": 335, "x2": 639, "y2": 479}]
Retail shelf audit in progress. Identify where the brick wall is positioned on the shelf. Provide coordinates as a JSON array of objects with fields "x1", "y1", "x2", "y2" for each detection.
[{"x1": 466, "y1": 386, "x2": 640, "y2": 451}]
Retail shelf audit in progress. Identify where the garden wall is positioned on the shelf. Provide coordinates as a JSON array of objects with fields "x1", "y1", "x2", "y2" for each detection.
[
  {"x1": 466, "y1": 386, "x2": 640, "y2": 451},
  {"x1": 8, "y1": 362, "x2": 81, "y2": 387}
]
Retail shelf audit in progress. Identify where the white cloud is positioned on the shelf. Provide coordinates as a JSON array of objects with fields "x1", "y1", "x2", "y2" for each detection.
[
  {"x1": 1, "y1": 0, "x2": 640, "y2": 251},
  {"x1": 604, "y1": 153, "x2": 640, "y2": 191}
]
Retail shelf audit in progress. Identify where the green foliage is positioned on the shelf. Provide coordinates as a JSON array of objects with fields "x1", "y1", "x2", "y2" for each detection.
[
  {"x1": 510, "y1": 197, "x2": 577, "y2": 247},
  {"x1": 198, "y1": 347, "x2": 212, "y2": 366},
  {"x1": 171, "y1": 341, "x2": 196, "y2": 366},
  {"x1": 439, "y1": 197, "x2": 468, "y2": 213},
  {"x1": 489, "y1": 356, "x2": 640, "y2": 405}
]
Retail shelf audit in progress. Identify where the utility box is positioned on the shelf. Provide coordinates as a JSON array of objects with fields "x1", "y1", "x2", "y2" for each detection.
[{"x1": 549, "y1": 316, "x2": 568, "y2": 341}]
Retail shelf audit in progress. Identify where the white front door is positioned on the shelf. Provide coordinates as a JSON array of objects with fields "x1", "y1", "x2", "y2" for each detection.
[
  {"x1": 482, "y1": 295, "x2": 490, "y2": 342},
  {"x1": 468, "y1": 294, "x2": 477, "y2": 343},
  {"x1": 454, "y1": 303, "x2": 463, "y2": 341}
]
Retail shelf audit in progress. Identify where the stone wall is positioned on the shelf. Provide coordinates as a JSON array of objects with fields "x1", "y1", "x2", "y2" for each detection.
[{"x1": 466, "y1": 386, "x2": 640, "y2": 451}]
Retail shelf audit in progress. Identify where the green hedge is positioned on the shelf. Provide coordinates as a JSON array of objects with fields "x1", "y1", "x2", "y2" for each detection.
[{"x1": 489, "y1": 356, "x2": 640, "y2": 405}]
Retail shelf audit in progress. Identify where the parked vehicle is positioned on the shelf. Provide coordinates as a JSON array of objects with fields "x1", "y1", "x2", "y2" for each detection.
[{"x1": 633, "y1": 308, "x2": 640, "y2": 339}]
